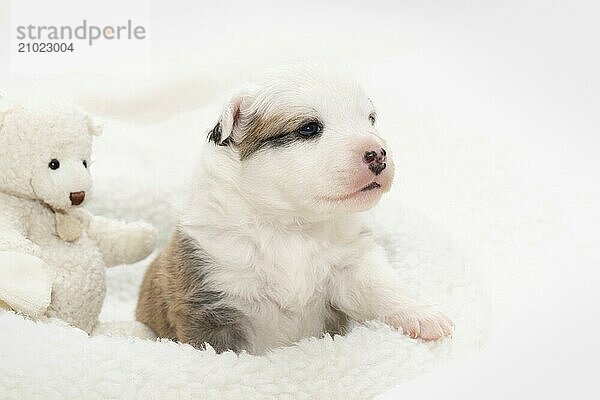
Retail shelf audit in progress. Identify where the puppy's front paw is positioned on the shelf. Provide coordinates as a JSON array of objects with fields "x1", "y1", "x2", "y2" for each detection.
[{"x1": 382, "y1": 309, "x2": 454, "y2": 341}]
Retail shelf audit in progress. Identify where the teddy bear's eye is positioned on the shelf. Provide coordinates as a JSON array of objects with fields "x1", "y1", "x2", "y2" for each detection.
[
  {"x1": 48, "y1": 159, "x2": 60, "y2": 170},
  {"x1": 83, "y1": 160, "x2": 88, "y2": 168}
]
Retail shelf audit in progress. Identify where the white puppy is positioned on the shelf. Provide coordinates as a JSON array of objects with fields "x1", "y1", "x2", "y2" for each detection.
[{"x1": 137, "y1": 66, "x2": 453, "y2": 354}]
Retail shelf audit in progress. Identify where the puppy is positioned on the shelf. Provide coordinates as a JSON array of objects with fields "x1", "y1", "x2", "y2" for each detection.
[{"x1": 136, "y1": 66, "x2": 454, "y2": 354}]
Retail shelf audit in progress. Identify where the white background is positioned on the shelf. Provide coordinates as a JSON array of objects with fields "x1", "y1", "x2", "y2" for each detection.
[{"x1": 1, "y1": 0, "x2": 599, "y2": 398}]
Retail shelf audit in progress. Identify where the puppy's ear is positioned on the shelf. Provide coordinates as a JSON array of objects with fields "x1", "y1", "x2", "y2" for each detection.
[{"x1": 208, "y1": 94, "x2": 244, "y2": 146}]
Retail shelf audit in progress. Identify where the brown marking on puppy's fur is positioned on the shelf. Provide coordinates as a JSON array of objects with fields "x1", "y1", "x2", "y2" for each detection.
[
  {"x1": 325, "y1": 304, "x2": 350, "y2": 337},
  {"x1": 136, "y1": 229, "x2": 251, "y2": 353},
  {"x1": 238, "y1": 111, "x2": 319, "y2": 159}
]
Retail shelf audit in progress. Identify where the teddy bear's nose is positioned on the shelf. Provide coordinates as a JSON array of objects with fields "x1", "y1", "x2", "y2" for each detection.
[{"x1": 69, "y1": 191, "x2": 85, "y2": 206}]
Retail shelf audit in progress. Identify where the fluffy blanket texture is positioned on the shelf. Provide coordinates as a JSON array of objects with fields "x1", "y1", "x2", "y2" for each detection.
[{"x1": 0, "y1": 103, "x2": 490, "y2": 399}]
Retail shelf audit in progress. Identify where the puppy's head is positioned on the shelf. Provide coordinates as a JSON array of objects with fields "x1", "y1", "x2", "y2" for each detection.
[{"x1": 207, "y1": 66, "x2": 395, "y2": 217}]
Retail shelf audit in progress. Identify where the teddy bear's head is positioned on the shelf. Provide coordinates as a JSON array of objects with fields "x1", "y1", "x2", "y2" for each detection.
[{"x1": 0, "y1": 100, "x2": 101, "y2": 211}]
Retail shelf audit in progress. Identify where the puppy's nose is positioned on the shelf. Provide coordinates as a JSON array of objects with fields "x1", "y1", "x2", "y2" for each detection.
[
  {"x1": 69, "y1": 191, "x2": 85, "y2": 206},
  {"x1": 363, "y1": 151, "x2": 378, "y2": 163},
  {"x1": 363, "y1": 148, "x2": 387, "y2": 176}
]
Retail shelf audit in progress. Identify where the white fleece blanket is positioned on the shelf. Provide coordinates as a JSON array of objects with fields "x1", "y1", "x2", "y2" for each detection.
[{"x1": 0, "y1": 98, "x2": 490, "y2": 399}]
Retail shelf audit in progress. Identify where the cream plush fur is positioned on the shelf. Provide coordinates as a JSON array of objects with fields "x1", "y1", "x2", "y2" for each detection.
[{"x1": 0, "y1": 100, "x2": 157, "y2": 334}]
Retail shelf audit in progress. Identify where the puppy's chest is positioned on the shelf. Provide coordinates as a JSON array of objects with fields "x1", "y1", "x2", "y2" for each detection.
[
  {"x1": 260, "y1": 245, "x2": 332, "y2": 301},
  {"x1": 216, "y1": 230, "x2": 357, "y2": 311}
]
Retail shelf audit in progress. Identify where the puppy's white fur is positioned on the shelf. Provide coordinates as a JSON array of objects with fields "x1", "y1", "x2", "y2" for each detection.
[{"x1": 158, "y1": 66, "x2": 453, "y2": 353}]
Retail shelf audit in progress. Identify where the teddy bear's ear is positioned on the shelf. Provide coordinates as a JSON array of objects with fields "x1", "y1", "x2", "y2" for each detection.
[
  {"x1": 85, "y1": 115, "x2": 103, "y2": 136},
  {"x1": 0, "y1": 96, "x2": 13, "y2": 128}
]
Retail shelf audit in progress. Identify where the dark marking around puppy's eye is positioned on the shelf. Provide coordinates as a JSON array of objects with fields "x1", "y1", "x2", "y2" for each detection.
[
  {"x1": 238, "y1": 112, "x2": 323, "y2": 160},
  {"x1": 83, "y1": 160, "x2": 88, "y2": 168},
  {"x1": 48, "y1": 159, "x2": 60, "y2": 170}
]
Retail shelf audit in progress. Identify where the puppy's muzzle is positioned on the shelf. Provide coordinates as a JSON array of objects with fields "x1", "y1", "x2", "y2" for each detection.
[{"x1": 363, "y1": 148, "x2": 387, "y2": 176}]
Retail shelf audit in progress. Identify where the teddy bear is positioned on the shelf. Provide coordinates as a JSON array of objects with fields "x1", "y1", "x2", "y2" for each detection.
[{"x1": 0, "y1": 99, "x2": 157, "y2": 334}]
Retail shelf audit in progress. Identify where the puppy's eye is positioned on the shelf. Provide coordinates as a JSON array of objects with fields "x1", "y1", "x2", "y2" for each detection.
[
  {"x1": 48, "y1": 159, "x2": 60, "y2": 170},
  {"x1": 369, "y1": 113, "x2": 377, "y2": 125},
  {"x1": 297, "y1": 122, "x2": 322, "y2": 137},
  {"x1": 83, "y1": 160, "x2": 88, "y2": 168}
]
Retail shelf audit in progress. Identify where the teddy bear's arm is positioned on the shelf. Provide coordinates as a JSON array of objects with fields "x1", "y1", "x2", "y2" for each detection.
[
  {"x1": 0, "y1": 213, "x2": 42, "y2": 255},
  {"x1": 84, "y1": 213, "x2": 157, "y2": 267},
  {"x1": 0, "y1": 214, "x2": 55, "y2": 316}
]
